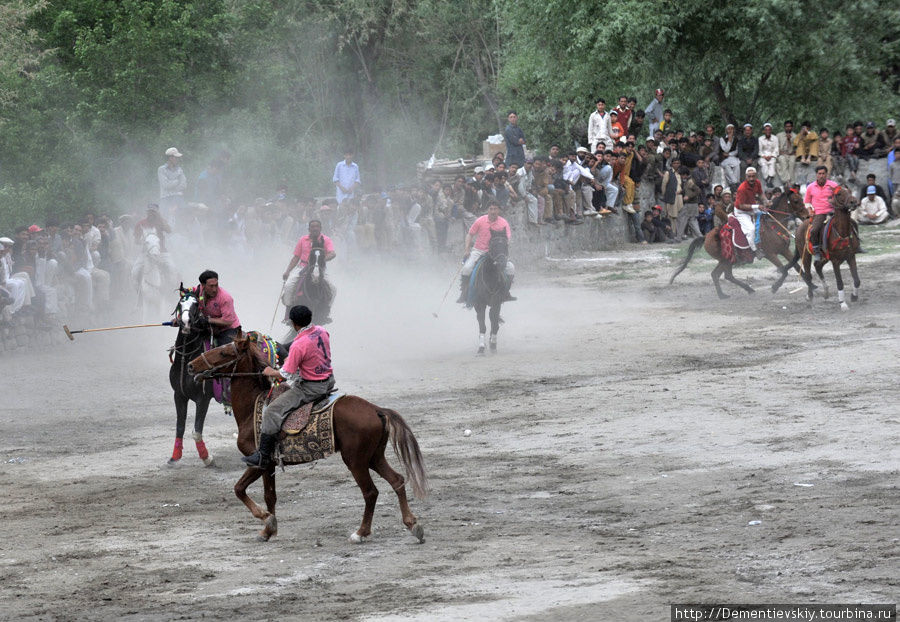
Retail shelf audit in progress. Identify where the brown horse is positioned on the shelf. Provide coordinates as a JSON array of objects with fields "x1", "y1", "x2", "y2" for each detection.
[
  {"x1": 783, "y1": 186, "x2": 861, "y2": 311},
  {"x1": 669, "y1": 190, "x2": 808, "y2": 298},
  {"x1": 187, "y1": 334, "x2": 427, "y2": 543}
]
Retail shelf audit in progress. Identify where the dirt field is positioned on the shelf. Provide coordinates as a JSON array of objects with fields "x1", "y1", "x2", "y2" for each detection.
[{"x1": 1, "y1": 231, "x2": 898, "y2": 621}]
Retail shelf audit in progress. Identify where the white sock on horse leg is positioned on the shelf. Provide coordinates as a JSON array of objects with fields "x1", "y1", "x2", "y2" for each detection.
[{"x1": 837, "y1": 289, "x2": 845, "y2": 303}]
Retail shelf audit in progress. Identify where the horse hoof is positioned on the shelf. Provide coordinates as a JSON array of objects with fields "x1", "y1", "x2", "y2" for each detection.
[
  {"x1": 476, "y1": 347, "x2": 485, "y2": 355},
  {"x1": 850, "y1": 294, "x2": 858, "y2": 303},
  {"x1": 349, "y1": 532, "x2": 367, "y2": 544},
  {"x1": 840, "y1": 303, "x2": 849, "y2": 312},
  {"x1": 166, "y1": 458, "x2": 180, "y2": 467},
  {"x1": 202, "y1": 456, "x2": 215, "y2": 467},
  {"x1": 256, "y1": 532, "x2": 270, "y2": 542},
  {"x1": 264, "y1": 514, "x2": 277, "y2": 536},
  {"x1": 410, "y1": 522, "x2": 425, "y2": 543},
  {"x1": 717, "y1": 293, "x2": 730, "y2": 300}
]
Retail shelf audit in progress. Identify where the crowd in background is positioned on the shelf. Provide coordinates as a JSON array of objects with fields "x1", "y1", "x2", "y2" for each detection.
[{"x1": 3, "y1": 95, "x2": 899, "y2": 343}]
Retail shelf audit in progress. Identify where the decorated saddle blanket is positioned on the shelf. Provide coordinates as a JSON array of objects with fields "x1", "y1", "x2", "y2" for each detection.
[
  {"x1": 719, "y1": 219, "x2": 754, "y2": 265},
  {"x1": 253, "y1": 392, "x2": 342, "y2": 465},
  {"x1": 805, "y1": 215, "x2": 852, "y2": 260}
]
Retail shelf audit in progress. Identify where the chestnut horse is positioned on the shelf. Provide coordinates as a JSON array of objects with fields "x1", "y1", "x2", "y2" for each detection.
[
  {"x1": 780, "y1": 186, "x2": 861, "y2": 311},
  {"x1": 187, "y1": 334, "x2": 427, "y2": 543},
  {"x1": 669, "y1": 190, "x2": 808, "y2": 298}
]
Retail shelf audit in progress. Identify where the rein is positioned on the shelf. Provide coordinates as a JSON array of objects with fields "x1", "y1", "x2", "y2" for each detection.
[{"x1": 196, "y1": 342, "x2": 268, "y2": 380}]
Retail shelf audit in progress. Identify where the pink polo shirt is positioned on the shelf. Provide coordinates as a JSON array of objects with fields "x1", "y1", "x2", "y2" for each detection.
[
  {"x1": 198, "y1": 286, "x2": 241, "y2": 331},
  {"x1": 292, "y1": 234, "x2": 334, "y2": 266},
  {"x1": 468, "y1": 215, "x2": 511, "y2": 252},
  {"x1": 283, "y1": 325, "x2": 332, "y2": 380},
  {"x1": 804, "y1": 179, "x2": 840, "y2": 215}
]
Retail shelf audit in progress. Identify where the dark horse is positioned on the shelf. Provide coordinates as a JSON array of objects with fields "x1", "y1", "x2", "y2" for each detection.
[
  {"x1": 168, "y1": 286, "x2": 215, "y2": 466},
  {"x1": 669, "y1": 190, "x2": 808, "y2": 298},
  {"x1": 187, "y1": 335, "x2": 427, "y2": 543},
  {"x1": 283, "y1": 246, "x2": 334, "y2": 341},
  {"x1": 780, "y1": 186, "x2": 861, "y2": 311},
  {"x1": 468, "y1": 230, "x2": 512, "y2": 354}
]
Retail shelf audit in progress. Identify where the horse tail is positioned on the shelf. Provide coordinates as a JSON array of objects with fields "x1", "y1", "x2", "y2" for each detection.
[
  {"x1": 669, "y1": 236, "x2": 705, "y2": 284},
  {"x1": 381, "y1": 409, "x2": 428, "y2": 500}
]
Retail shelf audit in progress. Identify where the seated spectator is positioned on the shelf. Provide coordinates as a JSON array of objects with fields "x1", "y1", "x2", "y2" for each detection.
[
  {"x1": 0, "y1": 236, "x2": 35, "y2": 322},
  {"x1": 855, "y1": 186, "x2": 888, "y2": 224},
  {"x1": 641, "y1": 210, "x2": 662, "y2": 243},
  {"x1": 651, "y1": 206, "x2": 674, "y2": 241},
  {"x1": 856, "y1": 122, "x2": 887, "y2": 160}
]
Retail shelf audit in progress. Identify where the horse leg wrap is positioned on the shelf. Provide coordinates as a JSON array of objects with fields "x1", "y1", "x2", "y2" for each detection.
[
  {"x1": 192, "y1": 432, "x2": 209, "y2": 460},
  {"x1": 171, "y1": 438, "x2": 183, "y2": 462}
]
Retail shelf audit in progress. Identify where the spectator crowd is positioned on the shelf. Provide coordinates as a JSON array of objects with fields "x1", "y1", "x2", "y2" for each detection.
[{"x1": 3, "y1": 92, "x2": 899, "y2": 347}]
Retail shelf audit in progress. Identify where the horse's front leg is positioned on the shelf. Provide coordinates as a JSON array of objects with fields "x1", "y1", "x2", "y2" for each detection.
[
  {"x1": 724, "y1": 264, "x2": 754, "y2": 295},
  {"x1": 489, "y1": 304, "x2": 501, "y2": 352},
  {"x1": 234, "y1": 466, "x2": 277, "y2": 541},
  {"x1": 815, "y1": 259, "x2": 830, "y2": 299},
  {"x1": 192, "y1": 395, "x2": 214, "y2": 466},
  {"x1": 170, "y1": 391, "x2": 189, "y2": 464},
  {"x1": 832, "y1": 260, "x2": 848, "y2": 311},
  {"x1": 475, "y1": 304, "x2": 487, "y2": 354},
  {"x1": 847, "y1": 254, "x2": 861, "y2": 302}
]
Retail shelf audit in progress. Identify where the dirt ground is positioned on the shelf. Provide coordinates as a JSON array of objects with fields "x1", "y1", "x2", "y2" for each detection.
[{"x1": 1, "y1": 231, "x2": 898, "y2": 621}]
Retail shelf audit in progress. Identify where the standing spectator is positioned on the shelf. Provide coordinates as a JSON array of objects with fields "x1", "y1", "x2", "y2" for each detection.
[
  {"x1": 503, "y1": 111, "x2": 526, "y2": 167},
  {"x1": 333, "y1": 148, "x2": 361, "y2": 205},
  {"x1": 628, "y1": 109, "x2": 646, "y2": 139},
  {"x1": 775, "y1": 120, "x2": 796, "y2": 189},
  {"x1": 521, "y1": 158, "x2": 541, "y2": 225},
  {"x1": 691, "y1": 158, "x2": 711, "y2": 206},
  {"x1": 677, "y1": 166, "x2": 703, "y2": 241},
  {"x1": 158, "y1": 147, "x2": 187, "y2": 221},
  {"x1": 818, "y1": 128, "x2": 834, "y2": 176},
  {"x1": 531, "y1": 157, "x2": 552, "y2": 223},
  {"x1": 588, "y1": 99, "x2": 611, "y2": 153},
  {"x1": 889, "y1": 146, "x2": 900, "y2": 215},
  {"x1": 719, "y1": 124, "x2": 740, "y2": 191},
  {"x1": 736, "y1": 123, "x2": 759, "y2": 181},
  {"x1": 644, "y1": 89, "x2": 665, "y2": 136},
  {"x1": 840, "y1": 123, "x2": 861, "y2": 181},
  {"x1": 661, "y1": 158, "x2": 683, "y2": 240},
  {"x1": 758, "y1": 123, "x2": 778, "y2": 188},
  {"x1": 613, "y1": 96, "x2": 630, "y2": 130}
]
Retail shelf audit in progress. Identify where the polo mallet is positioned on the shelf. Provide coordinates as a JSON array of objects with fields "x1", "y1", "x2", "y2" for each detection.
[
  {"x1": 64, "y1": 321, "x2": 173, "y2": 341},
  {"x1": 432, "y1": 261, "x2": 466, "y2": 318},
  {"x1": 269, "y1": 281, "x2": 287, "y2": 331}
]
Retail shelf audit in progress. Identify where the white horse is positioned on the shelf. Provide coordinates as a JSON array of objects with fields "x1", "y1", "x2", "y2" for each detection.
[{"x1": 132, "y1": 231, "x2": 173, "y2": 321}]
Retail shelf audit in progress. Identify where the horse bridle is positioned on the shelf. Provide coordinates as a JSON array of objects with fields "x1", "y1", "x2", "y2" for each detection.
[{"x1": 195, "y1": 341, "x2": 267, "y2": 380}]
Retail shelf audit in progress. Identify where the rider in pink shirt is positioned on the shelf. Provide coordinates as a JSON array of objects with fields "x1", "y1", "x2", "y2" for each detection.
[
  {"x1": 456, "y1": 201, "x2": 516, "y2": 304},
  {"x1": 281, "y1": 219, "x2": 336, "y2": 281},
  {"x1": 243, "y1": 305, "x2": 336, "y2": 469},
  {"x1": 196, "y1": 270, "x2": 241, "y2": 345},
  {"x1": 803, "y1": 166, "x2": 857, "y2": 262}
]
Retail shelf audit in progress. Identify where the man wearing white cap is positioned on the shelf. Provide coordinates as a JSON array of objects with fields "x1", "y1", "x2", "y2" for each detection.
[
  {"x1": 158, "y1": 147, "x2": 187, "y2": 220},
  {"x1": 855, "y1": 185, "x2": 888, "y2": 224},
  {"x1": 734, "y1": 167, "x2": 769, "y2": 258},
  {"x1": 719, "y1": 124, "x2": 740, "y2": 191},
  {"x1": 758, "y1": 123, "x2": 778, "y2": 189}
]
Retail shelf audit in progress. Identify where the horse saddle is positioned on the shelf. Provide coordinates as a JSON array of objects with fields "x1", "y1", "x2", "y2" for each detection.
[
  {"x1": 262, "y1": 384, "x2": 340, "y2": 434},
  {"x1": 727, "y1": 214, "x2": 761, "y2": 249},
  {"x1": 253, "y1": 391, "x2": 342, "y2": 465}
]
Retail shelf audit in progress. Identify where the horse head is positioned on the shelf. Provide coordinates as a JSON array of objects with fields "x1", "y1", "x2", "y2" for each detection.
[
  {"x1": 782, "y1": 189, "x2": 808, "y2": 219},
  {"x1": 308, "y1": 247, "x2": 325, "y2": 284},
  {"x1": 830, "y1": 186, "x2": 857, "y2": 213},
  {"x1": 173, "y1": 284, "x2": 199, "y2": 334},
  {"x1": 187, "y1": 331, "x2": 255, "y2": 381},
  {"x1": 487, "y1": 230, "x2": 509, "y2": 270}
]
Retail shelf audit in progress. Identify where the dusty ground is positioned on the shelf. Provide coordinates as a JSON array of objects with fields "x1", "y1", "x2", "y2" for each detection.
[{"x1": 1, "y1": 228, "x2": 898, "y2": 621}]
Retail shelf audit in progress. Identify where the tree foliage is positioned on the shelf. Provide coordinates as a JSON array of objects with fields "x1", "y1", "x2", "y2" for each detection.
[{"x1": 0, "y1": 0, "x2": 896, "y2": 231}]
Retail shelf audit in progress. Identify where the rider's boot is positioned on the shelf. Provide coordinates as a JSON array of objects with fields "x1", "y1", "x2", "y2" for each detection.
[
  {"x1": 169, "y1": 437, "x2": 183, "y2": 463},
  {"x1": 241, "y1": 433, "x2": 279, "y2": 469},
  {"x1": 500, "y1": 275, "x2": 517, "y2": 302},
  {"x1": 455, "y1": 275, "x2": 469, "y2": 304}
]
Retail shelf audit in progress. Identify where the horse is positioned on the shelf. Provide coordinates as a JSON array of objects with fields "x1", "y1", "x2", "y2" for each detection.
[
  {"x1": 784, "y1": 186, "x2": 861, "y2": 311},
  {"x1": 468, "y1": 230, "x2": 511, "y2": 354},
  {"x1": 187, "y1": 334, "x2": 427, "y2": 543},
  {"x1": 167, "y1": 286, "x2": 216, "y2": 466},
  {"x1": 669, "y1": 190, "x2": 808, "y2": 298},
  {"x1": 282, "y1": 246, "x2": 334, "y2": 341}
]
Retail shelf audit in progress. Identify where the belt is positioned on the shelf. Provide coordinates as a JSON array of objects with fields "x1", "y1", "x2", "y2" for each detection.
[{"x1": 301, "y1": 374, "x2": 333, "y2": 382}]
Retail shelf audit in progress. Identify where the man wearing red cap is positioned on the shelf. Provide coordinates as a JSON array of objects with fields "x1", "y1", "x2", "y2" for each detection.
[{"x1": 644, "y1": 89, "x2": 665, "y2": 136}]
